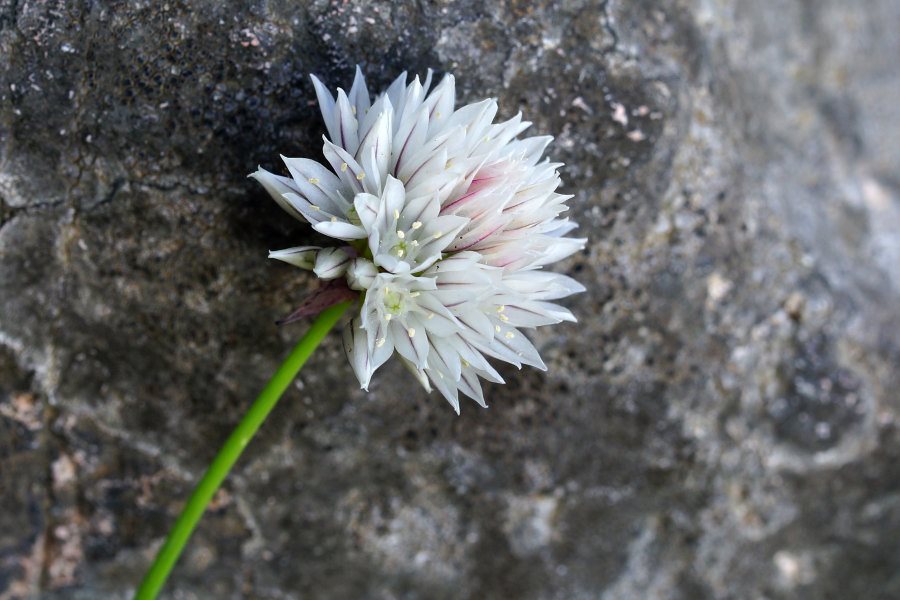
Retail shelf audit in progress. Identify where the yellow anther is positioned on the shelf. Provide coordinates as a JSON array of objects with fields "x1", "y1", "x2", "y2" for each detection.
[
  {"x1": 310, "y1": 205, "x2": 320, "y2": 211},
  {"x1": 412, "y1": 221, "x2": 422, "y2": 229},
  {"x1": 330, "y1": 216, "x2": 338, "y2": 222},
  {"x1": 341, "y1": 162, "x2": 348, "y2": 172},
  {"x1": 393, "y1": 209, "x2": 400, "y2": 220},
  {"x1": 505, "y1": 331, "x2": 515, "y2": 339},
  {"x1": 433, "y1": 231, "x2": 443, "y2": 239},
  {"x1": 385, "y1": 313, "x2": 392, "y2": 321},
  {"x1": 497, "y1": 305, "x2": 505, "y2": 312},
  {"x1": 356, "y1": 172, "x2": 366, "y2": 181},
  {"x1": 407, "y1": 327, "x2": 416, "y2": 338},
  {"x1": 375, "y1": 337, "x2": 386, "y2": 347},
  {"x1": 499, "y1": 313, "x2": 509, "y2": 322},
  {"x1": 494, "y1": 325, "x2": 502, "y2": 333},
  {"x1": 308, "y1": 177, "x2": 320, "y2": 185},
  {"x1": 396, "y1": 230, "x2": 405, "y2": 239}
]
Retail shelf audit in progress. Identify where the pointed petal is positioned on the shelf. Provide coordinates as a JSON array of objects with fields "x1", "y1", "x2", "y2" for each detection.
[{"x1": 268, "y1": 246, "x2": 320, "y2": 270}]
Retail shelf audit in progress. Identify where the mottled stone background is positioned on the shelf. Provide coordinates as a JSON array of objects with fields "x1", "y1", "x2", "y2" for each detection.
[{"x1": 2, "y1": 0, "x2": 899, "y2": 598}]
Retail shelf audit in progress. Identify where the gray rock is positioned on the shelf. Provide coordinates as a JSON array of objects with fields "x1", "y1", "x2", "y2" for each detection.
[{"x1": 2, "y1": 0, "x2": 899, "y2": 598}]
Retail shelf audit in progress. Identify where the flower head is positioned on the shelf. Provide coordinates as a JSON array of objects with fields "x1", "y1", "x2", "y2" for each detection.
[{"x1": 252, "y1": 67, "x2": 585, "y2": 413}]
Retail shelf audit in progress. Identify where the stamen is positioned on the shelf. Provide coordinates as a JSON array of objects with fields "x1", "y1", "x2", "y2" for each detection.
[
  {"x1": 396, "y1": 230, "x2": 405, "y2": 239},
  {"x1": 499, "y1": 313, "x2": 509, "y2": 322},
  {"x1": 385, "y1": 313, "x2": 392, "y2": 321},
  {"x1": 410, "y1": 292, "x2": 420, "y2": 297},
  {"x1": 393, "y1": 209, "x2": 400, "y2": 220},
  {"x1": 407, "y1": 327, "x2": 416, "y2": 338},
  {"x1": 376, "y1": 337, "x2": 386, "y2": 347},
  {"x1": 462, "y1": 359, "x2": 470, "y2": 367},
  {"x1": 427, "y1": 313, "x2": 435, "y2": 319},
  {"x1": 356, "y1": 172, "x2": 366, "y2": 181},
  {"x1": 341, "y1": 162, "x2": 348, "y2": 172},
  {"x1": 505, "y1": 331, "x2": 515, "y2": 339},
  {"x1": 494, "y1": 325, "x2": 502, "y2": 333},
  {"x1": 310, "y1": 205, "x2": 320, "y2": 211},
  {"x1": 497, "y1": 305, "x2": 505, "y2": 312},
  {"x1": 411, "y1": 221, "x2": 422, "y2": 229},
  {"x1": 433, "y1": 231, "x2": 443, "y2": 239},
  {"x1": 308, "y1": 177, "x2": 320, "y2": 185},
  {"x1": 330, "y1": 216, "x2": 337, "y2": 222},
  {"x1": 411, "y1": 240, "x2": 419, "y2": 247}
]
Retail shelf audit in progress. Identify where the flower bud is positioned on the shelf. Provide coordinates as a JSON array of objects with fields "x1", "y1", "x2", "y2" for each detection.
[
  {"x1": 313, "y1": 247, "x2": 351, "y2": 280},
  {"x1": 346, "y1": 258, "x2": 377, "y2": 290}
]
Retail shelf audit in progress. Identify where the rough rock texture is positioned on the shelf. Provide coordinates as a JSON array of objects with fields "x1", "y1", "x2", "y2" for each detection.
[{"x1": 2, "y1": 0, "x2": 899, "y2": 598}]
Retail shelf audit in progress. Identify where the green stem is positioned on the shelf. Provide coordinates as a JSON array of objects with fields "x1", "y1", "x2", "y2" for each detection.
[{"x1": 134, "y1": 301, "x2": 351, "y2": 600}]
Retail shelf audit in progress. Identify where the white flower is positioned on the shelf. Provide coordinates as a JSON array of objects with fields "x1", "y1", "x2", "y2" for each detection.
[{"x1": 252, "y1": 67, "x2": 585, "y2": 413}]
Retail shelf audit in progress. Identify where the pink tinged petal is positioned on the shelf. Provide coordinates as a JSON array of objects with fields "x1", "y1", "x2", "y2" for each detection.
[
  {"x1": 343, "y1": 317, "x2": 374, "y2": 391},
  {"x1": 280, "y1": 157, "x2": 348, "y2": 214},
  {"x1": 268, "y1": 246, "x2": 320, "y2": 270},
  {"x1": 309, "y1": 74, "x2": 338, "y2": 143},
  {"x1": 400, "y1": 357, "x2": 432, "y2": 393},
  {"x1": 278, "y1": 280, "x2": 357, "y2": 326},
  {"x1": 313, "y1": 247, "x2": 352, "y2": 280},
  {"x1": 311, "y1": 219, "x2": 367, "y2": 241},
  {"x1": 390, "y1": 319, "x2": 429, "y2": 369},
  {"x1": 348, "y1": 65, "x2": 371, "y2": 121}
]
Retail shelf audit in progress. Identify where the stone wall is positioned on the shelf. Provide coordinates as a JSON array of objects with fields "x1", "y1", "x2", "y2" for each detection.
[{"x1": 1, "y1": 0, "x2": 899, "y2": 598}]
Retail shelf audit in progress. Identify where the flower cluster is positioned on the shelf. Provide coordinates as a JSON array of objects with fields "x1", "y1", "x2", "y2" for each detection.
[{"x1": 252, "y1": 68, "x2": 585, "y2": 413}]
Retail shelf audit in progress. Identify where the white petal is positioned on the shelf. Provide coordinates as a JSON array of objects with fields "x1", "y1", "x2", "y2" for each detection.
[
  {"x1": 347, "y1": 258, "x2": 377, "y2": 290},
  {"x1": 249, "y1": 168, "x2": 307, "y2": 222},
  {"x1": 313, "y1": 247, "x2": 352, "y2": 280},
  {"x1": 343, "y1": 317, "x2": 374, "y2": 390},
  {"x1": 310, "y1": 74, "x2": 338, "y2": 144},
  {"x1": 280, "y1": 157, "x2": 348, "y2": 215},
  {"x1": 312, "y1": 219, "x2": 367, "y2": 241},
  {"x1": 334, "y1": 88, "x2": 360, "y2": 153},
  {"x1": 348, "y1": 65, "x2": 370, "y2": 122},
  {"x1": 390, "y1": 318, "x2": 429, "y2": 369},
  {"x1": 268, "y1": 246, "x2": 320, "y2": 270}
]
